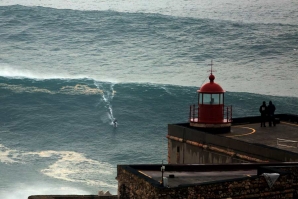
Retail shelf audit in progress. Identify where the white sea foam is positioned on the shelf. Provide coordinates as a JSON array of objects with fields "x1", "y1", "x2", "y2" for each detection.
[
  {"x1": 95, "y1": 82, "x2": 117, "y2": 125},
  {"x1": 0, "y1": 144, "x2": 117, "y2": 189},
  {"x1": 0, "y1": 64, "x2": 83, "y2": 80},
  {"x1": 30, "y1": 150, "x2": 116, "y2": 188},
  {"x1": 0, "y1": 83, "x2": 55, "y2": 94},
  {"x1": 60, "y1": 84, "x2": 103, "y2": 95},
  {"x1": 0, "y1": 63, "x2": 120, "y2": 84},
  {"x1": 0, "y1": 82, "x2": 104, "y2": 95},
  {"x1": 0, "y1": 144, "x2": 20, "y2": 163},
  {"x1": 0, "y1": 183, "x2": 90, "y2": 199}
]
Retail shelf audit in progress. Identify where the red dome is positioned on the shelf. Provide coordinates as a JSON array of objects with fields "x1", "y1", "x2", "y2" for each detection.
[
  {"x1": 198, "y1": 74, "x2": 225, "y2": 93},
  {"x1": 199, "y1": 82, "x2": 224, "y2": 93}
]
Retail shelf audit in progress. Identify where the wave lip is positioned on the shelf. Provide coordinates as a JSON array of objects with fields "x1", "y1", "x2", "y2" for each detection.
[
  {"x1": 0, "y1": 65, "x2": 86, "y2": 80},
  {"x1": 0, "y1": 64, "x2": 121, "y2": 85}
]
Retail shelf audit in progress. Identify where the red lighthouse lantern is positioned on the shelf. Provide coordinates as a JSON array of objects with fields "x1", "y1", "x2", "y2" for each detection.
[{"x1": 189, "y1": 61, "x2": 232, "y2": 133}]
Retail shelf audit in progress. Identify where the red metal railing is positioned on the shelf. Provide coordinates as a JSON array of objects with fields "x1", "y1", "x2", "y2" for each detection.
[{"x1": 189, "y1": 104, "x2": 232, "y2": 123}]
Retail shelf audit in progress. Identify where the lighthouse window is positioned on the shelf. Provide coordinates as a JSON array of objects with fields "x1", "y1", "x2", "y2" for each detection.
[
  {"x1": 202, "y1": 94, "x2": 223, "y2": 104},
  {"x1": 219, "y1": 94, "x2": 224, "y2": 104},
  {"x1": 202, "y1": 94, "x2": 211, "y2": 104},
  {"x1": 212, "y1": 94, "x2": 220, "y2": 104},
  {"x1": 199, "y1": 93, "x2": 202, "y2": 104}
]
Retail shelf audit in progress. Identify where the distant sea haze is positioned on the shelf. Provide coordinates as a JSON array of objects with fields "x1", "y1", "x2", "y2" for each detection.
[{"x1": 0, "y1": 0, "x2": 298, "y2": 198}]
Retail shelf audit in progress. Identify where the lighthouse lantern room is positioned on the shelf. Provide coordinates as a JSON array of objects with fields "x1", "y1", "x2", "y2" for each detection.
[{"x1": 189, "y1": 61, "x2": 232, "y2": 133}]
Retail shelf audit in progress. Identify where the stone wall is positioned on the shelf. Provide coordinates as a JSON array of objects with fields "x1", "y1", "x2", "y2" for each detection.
[
  {"x1": 190, "y1": 175, "x2": 294, "y2": 199},
  {"x1": 277, "y1": 166, "x2": 298, "y2": 198},
  {"x1": 117, "y1": 165, "x2": 297, "y2": 199},
  {"x1": 117, "y1": 165, "x2": 159, "y2": 198},
  {"x1": 28, "y1": 195, "x2": 118, "y2": 199}
]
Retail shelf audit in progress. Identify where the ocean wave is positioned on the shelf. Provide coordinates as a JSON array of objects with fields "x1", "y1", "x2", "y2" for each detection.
[
  {"x1": 0, "y1": 69, "x2": 297, "y2": 199},
  {"x1": 1, "y1": 5, "x2": 297, "y2": 97},
  {"x1": 1, "y1": 1, "x2": 297, "y2": 25}
]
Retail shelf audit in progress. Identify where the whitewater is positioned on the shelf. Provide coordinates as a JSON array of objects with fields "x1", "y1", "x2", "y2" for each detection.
[{"x1": 0, "y1": 0, "x2": 298, "y2": 198}]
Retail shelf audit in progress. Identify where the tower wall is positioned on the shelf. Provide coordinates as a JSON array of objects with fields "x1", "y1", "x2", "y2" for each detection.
[{"x1": 168, "y1": 139, "x2": 246, "y2": 164}]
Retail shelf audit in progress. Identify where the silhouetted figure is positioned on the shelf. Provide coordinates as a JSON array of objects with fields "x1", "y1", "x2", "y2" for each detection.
[
  {"x1": 259, "y1": 101, "x2": 267, "y2": 127},
  {"x1": 113, "y1": 119, "x2": 117, "y2": 127},
  {"x1": 267, "y1": 101, "x2": 276, "y2": 127}
]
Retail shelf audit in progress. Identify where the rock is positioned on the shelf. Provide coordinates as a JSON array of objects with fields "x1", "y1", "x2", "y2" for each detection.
[
  {"x1": 105, "y1": 191, "x2": 112, "y2": 196},
  {"x1": 98, "y1": 190, "x2": 105, "y2": 196}
]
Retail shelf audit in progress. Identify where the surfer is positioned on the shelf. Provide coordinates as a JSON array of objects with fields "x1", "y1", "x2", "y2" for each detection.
[{"x1": 113, "y1": 119, "x2": 118, "y2": 127}]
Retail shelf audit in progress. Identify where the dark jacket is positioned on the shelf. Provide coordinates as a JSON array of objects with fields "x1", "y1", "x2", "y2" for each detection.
[
  {"x1": 267, "y1": 102, "x2": 276, "y2": 115},
  {"x1": 259, "y1": 103, "x2": 267, "y2": 116}
]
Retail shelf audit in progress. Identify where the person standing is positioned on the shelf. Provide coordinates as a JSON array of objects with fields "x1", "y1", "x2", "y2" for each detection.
[
  {"x1": 267, "y1": 101, "x2": 276, "y2": 127},
  {"x1": 259, "y1": 101, "x2": 267, "y2": 127}
]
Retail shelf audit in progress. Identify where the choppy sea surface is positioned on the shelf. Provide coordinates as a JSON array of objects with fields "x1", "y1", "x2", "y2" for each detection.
[{"x1": 0, "y1": 0, "x2": 298, "y2": 198}]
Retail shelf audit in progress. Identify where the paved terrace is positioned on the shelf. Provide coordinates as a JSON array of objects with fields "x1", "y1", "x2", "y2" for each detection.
[
  {"x1": 227, "y1": 121, "x2": 298, "y2": 154},
  {"x1": 168, "y1": 114, "x2": 298, "y2": 162},
  {"x1": 140, "y1": 169, "x2": 257, "y2": 187}
]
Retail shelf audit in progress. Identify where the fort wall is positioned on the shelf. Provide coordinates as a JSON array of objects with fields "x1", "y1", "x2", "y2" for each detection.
[{"x1": 117, "y1": 164, "x2": 298, "y2": 199}]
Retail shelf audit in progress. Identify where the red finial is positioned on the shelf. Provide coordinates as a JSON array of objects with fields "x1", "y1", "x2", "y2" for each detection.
[{"x1": 208, "y1": 60, "x2": 215, "y2": 83}]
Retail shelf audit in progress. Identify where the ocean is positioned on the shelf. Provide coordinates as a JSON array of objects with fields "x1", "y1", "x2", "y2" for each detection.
[{"x1": 0, "y1": 0, "x2": 298, "y2": 198}]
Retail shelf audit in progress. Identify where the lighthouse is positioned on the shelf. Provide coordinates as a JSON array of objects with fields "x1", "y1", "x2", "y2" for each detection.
[{"x1": 189, "y1": 61, "x2": 232, "y2": 133}]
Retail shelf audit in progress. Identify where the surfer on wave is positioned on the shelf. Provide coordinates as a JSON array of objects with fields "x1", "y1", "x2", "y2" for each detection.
[{"x1": 113, "y1": 118, "x2": 118, "y2": 127}]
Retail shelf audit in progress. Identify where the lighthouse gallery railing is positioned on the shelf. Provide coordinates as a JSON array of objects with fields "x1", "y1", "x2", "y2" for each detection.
[{"x1": 189, "y1": 104, "x2": 232, "y2": 123}]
